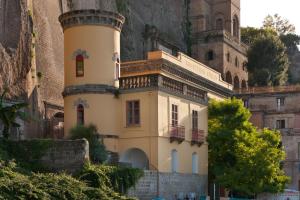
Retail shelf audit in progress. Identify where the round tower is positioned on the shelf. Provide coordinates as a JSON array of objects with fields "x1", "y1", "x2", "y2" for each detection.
[{"x1": 59, "y1": 9, "x2": 125, "y2": 144}]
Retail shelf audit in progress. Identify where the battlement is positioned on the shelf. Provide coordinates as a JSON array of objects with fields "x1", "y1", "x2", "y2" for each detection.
[{"x1": 59, "y1": 9, "x2": 125, "y2": 31}]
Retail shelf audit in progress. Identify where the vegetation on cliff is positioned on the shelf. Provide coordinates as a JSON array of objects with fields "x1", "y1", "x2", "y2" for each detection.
[
  {"x1": 208, "y1": 98, "x2": 289, "y2": 197},
  {"x1": 242, "y1": 14, "x2": 300, "y2": 86}
]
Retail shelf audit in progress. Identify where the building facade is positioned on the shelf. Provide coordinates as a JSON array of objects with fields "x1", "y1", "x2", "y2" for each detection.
[
  {"x1": 236, "y1": 86, "x2": 300, "y2": 191},
  {"x1": 190, "y1": 0, "x2": 248, "y2": 89},
  {"x1": 59, "y1": 6, "x2": 233, "y2": 198}
]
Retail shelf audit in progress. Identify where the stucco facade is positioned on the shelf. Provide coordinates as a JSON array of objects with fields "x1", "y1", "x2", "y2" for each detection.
[
  {"x1": 236, "y1": 86, "x2": 300, "y2": 191},
  {"x1": 59, "y1": 6, "x2": 233, "y2": 198}
]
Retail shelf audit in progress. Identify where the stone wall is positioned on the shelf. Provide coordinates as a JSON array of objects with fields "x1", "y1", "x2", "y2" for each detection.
[
  {"x1": 128, "y1": 171, "x2": 208, "y2": 200},
  {"x1": 39, "y1": 139, "x2": 89, "y2": 173}
]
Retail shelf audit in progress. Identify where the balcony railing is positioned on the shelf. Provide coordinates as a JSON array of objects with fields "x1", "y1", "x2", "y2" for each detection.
[
  {"x1": 169, "y1": 125, "x2": 185, "y2": 143},
  {"x1": 191, "y1": 129, "x2": 205, "y2": 146}
]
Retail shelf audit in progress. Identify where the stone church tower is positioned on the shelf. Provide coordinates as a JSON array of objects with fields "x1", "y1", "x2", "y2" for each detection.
[{"x1": 190, "y1": 0, "x2": 248, "y2": 89}]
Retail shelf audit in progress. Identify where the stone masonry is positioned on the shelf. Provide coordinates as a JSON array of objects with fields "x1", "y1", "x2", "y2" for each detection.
[{"x1": 128, "y1": 171, "x2": 208, "y2": 200}]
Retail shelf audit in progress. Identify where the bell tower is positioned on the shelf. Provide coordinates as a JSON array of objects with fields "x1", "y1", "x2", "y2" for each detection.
[
  {"x1": 190, "y1": 0, "x2": 248, "y2": 89},
  {"x1": 59, "y1": 6, "x2": 125, "y2": 147}
]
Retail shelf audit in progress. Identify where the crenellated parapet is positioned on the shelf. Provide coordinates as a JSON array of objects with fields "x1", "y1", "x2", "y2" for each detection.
[{"x1": 59, "y1": 9, "x2": 125, "y2": 32}]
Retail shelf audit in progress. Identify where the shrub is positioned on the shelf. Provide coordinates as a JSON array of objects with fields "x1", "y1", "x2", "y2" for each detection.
[{"x1": 69, "y1": 125, "x2": 108, "y2": 163}]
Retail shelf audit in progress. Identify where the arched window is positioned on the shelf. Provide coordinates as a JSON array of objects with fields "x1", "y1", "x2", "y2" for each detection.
[
  {"x1": 206, "y1": 50, "x2": 214, "y2": 61},
  {"x1": 77, "y1": 104, "x2": 84, "y2": 125},
  {"x1": 235, "y1": 57, "x2": 239, "y2": 67},
  {"x1": 192, "y1": 153, "x2": 199, "y2": 174},
  {"x1": 76, "y1": 55, "x2": 84, "y2": 77},
  {"x1": 242, "y1": 61, "x2": 247, "y2": 71},
  {"x1": 233, "y1": 15, "x2": 239, "y2": 38},
  {"x1": 171, "y1": 149, "x2": 178, "y2": 173},
  {"x1": 226, "y1": 52, "x2": 231, "y2": 62},
  {"x1": 216, "y1": 18, "x2": 223, "y2": 30},
  {"x1": 234, "y1": 76, "x2": 240, "y2": 89},
  {"x1": 225, "y1": 71, "x2": 232, "y2": 84}
]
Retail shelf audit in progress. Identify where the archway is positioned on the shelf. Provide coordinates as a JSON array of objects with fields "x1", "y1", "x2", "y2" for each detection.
[
  {"x1": 225, "y1": 71, "x2": 232, "y2": 84},
  {"x1": 233, "y1": 15, "x2": 239, "y2": 38},
  {"x1": 119, "y1": 148, "x2": 149, "y2": 170},
  {"x1": 234, "y1": 76, "x2": 240, "y2": 89},
  {"x1": 241, "y1": 80, "x2": 247, "y2": 89}
]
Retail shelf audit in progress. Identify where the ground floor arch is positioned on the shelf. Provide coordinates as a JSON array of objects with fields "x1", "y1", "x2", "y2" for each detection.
[{"x1": 119, "y1": 148, "x2": 149, "y2": 170}]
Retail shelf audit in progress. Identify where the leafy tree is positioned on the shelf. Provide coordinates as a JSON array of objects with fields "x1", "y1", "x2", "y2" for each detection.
[
  {"x1": 241, "y1": 27, "x2": 277, "y2": 45},
  {"x1": 70, "y1": 124, "x2": 108, "y2": 163},
  {"x1": 208, "y1": 98, "x2": 289, "y2": 197},
  {"x1": 0, "y1": 89, "x2": 28, "y2": 139},
  {"x1": 280, "y1": 34, "x2": 300, "y2": 54},
  {"x1": 263, "y1": 14, "x2": 296, "y2": 35},
  {"x1": 247, "y1": 34, "x2": 289, "y2": 86}
]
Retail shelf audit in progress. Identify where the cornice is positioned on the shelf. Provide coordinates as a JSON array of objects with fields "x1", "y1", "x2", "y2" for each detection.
[{"x1": 59, "y1": 9, "x2": 125, "y2": 32}]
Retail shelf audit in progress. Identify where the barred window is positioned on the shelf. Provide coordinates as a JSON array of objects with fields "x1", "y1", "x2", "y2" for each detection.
[{"x1": 127, "y1": 101, "x2": 140, "y2": 126}]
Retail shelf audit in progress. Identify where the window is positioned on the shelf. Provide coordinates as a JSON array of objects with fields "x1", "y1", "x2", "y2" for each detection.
[
  {"x1": 216, "y1": 18, "x2": 223, "y2": 30},
  {"x1": 242, "y1": 61, "x2": 247, "y2": 71},
  {"x1": 171, "y1": 149, "x2": 178, "y2": 173},
  {"x1": 172, "y1": 104, "x2": 178, "y2": 127},
  {"x1": 126, "y1": 100, "x2": 140, "y2": 126},
  {"x1": 192, "y1": 110, "x2": 198, "y2": 130},
  {"x1": 192, "y1": 153, "x2": 198, "y2": 174},
  {"x1": 276, "y1": 120, "x2": 286, "y2": 129},
  {"x1": 76, "y1": 55, "x2": 84, "y2": 77},
  {"x1": 233, "y1": 15, "x2": 239, "y2": 38},
  {"x1": 235, "y1": 57, "x2": 239, "y2": 67},
  {"x1": 115, "y1": 58, "x2": 120, "y2": 80},
  {"x1": 226, "y1": 52, "x2": 231, "y2": 62},
  {"x1": 77, "y1": 104, "x2": 84, "y2": 125},
  {"x1": 277, "y1": 97, "x2": 285, "y2": 110},
  {"x1": 206, "y1": 50, "x2": 214, "y2": 61}
]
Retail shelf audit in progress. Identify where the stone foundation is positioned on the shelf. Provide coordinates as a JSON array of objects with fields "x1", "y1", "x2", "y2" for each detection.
[{"x1": 128, "y1": 170, "x2": 208, "y2": 200}]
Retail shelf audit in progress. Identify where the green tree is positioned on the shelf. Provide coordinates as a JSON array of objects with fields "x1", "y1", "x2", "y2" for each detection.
[
  {"x1": 263, "y1": 14, "x2": 296, "y2": 35},
  {"x1": 70, "y1": 124, "x2": 108, "y2": 163},
  {"x1": 0, "y1": 89, "x2": 28, "y2": 139},
  {"x1": 241, "y1": 27, "x2": 277, "y2": 45},
  {"x1": 208, "y1": 98, "x2": 289, "y2": 197},
  {"x1": 279, "y1": 34, "x2": 300, "y2": 54},
  {"x1": 247, "y1": 34, "x2": 289, "y2": 86}
]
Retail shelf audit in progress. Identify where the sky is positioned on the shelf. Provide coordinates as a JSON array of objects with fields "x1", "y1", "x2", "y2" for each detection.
[{"x1": 241, "y1": 0, "x2": 300, "y2": 35}]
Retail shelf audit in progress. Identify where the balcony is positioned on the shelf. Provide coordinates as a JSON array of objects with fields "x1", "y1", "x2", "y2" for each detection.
[
  {"x1": 169, "y1": 125, "x2": 185, "y2": 143},
  {"x1": 191, "y1": 130, "x2": 205, "y2": 147}
]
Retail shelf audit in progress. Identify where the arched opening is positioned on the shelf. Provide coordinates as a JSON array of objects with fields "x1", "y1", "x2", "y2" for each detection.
[
  {"x1": 235, "y1": 57, "x2": 239, "y2": 68},
  {"x1": 216, "y1": 18, "x2": 223, "y2": 30},
  {"x1": 233, "y1": 15, "x2": 239, "y2": 38},
  {"x1": 226, "y1": 52, "x2": 231, "y2": 63},
  {"x1": 171, "y1": 149, "x2": 178, "y2": 173},
  {"x1": 77, "y1": 104, "x2": 84, "y2": 125},
  {"x1": 119, "y1": 148, "x2": 149, "y2": 169},
  {"x1": 225, "y1": 71, "x2": 232, "y2": 84},
  {"x1": 192, "y1": 152, "x2": 198, "y2": 174},
  {"x1": 76, "y1": 55, "x2": 84, "y2": 77},
  {"x1": 242, "y1": 80, "x2": 247, "y2": 89},
  {"x1": 206, "y1": 50, "x2": 214, "y2": 61},
  {"x1": 234, "y1": 76, "x2": 240, "y2": 89},
  {"x1": 242, "y1": 61, "x2": 247, "y2": 71}
]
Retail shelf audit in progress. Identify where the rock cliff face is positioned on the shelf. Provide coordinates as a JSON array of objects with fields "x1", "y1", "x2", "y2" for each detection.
[{"x1": 0, "y1": 0, "x2": 32, "y2": 98}]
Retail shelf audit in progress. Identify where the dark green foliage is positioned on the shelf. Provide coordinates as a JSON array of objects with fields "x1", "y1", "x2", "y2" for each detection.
[
  {"x1": 208, "y1": 98, "x2": 289, "y2": 196},
  {"x1": 0, "y1": 139, "x2": 53, "y2": 171},
  {"x1": 247, "y1": 34, "x2": 289, "y2": 86},
  {"x1": 280, "y1": 34, "x2": 300, "y2": 54},
  {"x1": 78, "y1": 164, "x2": 144, "y2": 194},
  {"x1": 70, "y1": 125, "x2": 108, "y2": 163},
  {"x1": 241, "y1": 27, "x2": 277, "y2": 45},
  {"x1": 0, "y1": 89, "x2": 29, "y2": 138},
  {"x1": 0, "y1": 140, "x2": 137, "y2": 200}
]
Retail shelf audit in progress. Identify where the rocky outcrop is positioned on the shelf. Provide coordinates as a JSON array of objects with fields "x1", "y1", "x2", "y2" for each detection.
[{"x1": 0, "y1": 0, "x2": 32, "y2": 98}]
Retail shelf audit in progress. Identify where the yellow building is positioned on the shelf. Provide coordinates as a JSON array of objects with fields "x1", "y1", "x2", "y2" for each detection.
[{"x1": 59, "y1": 8, "x2": 232, "y2": 198}]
